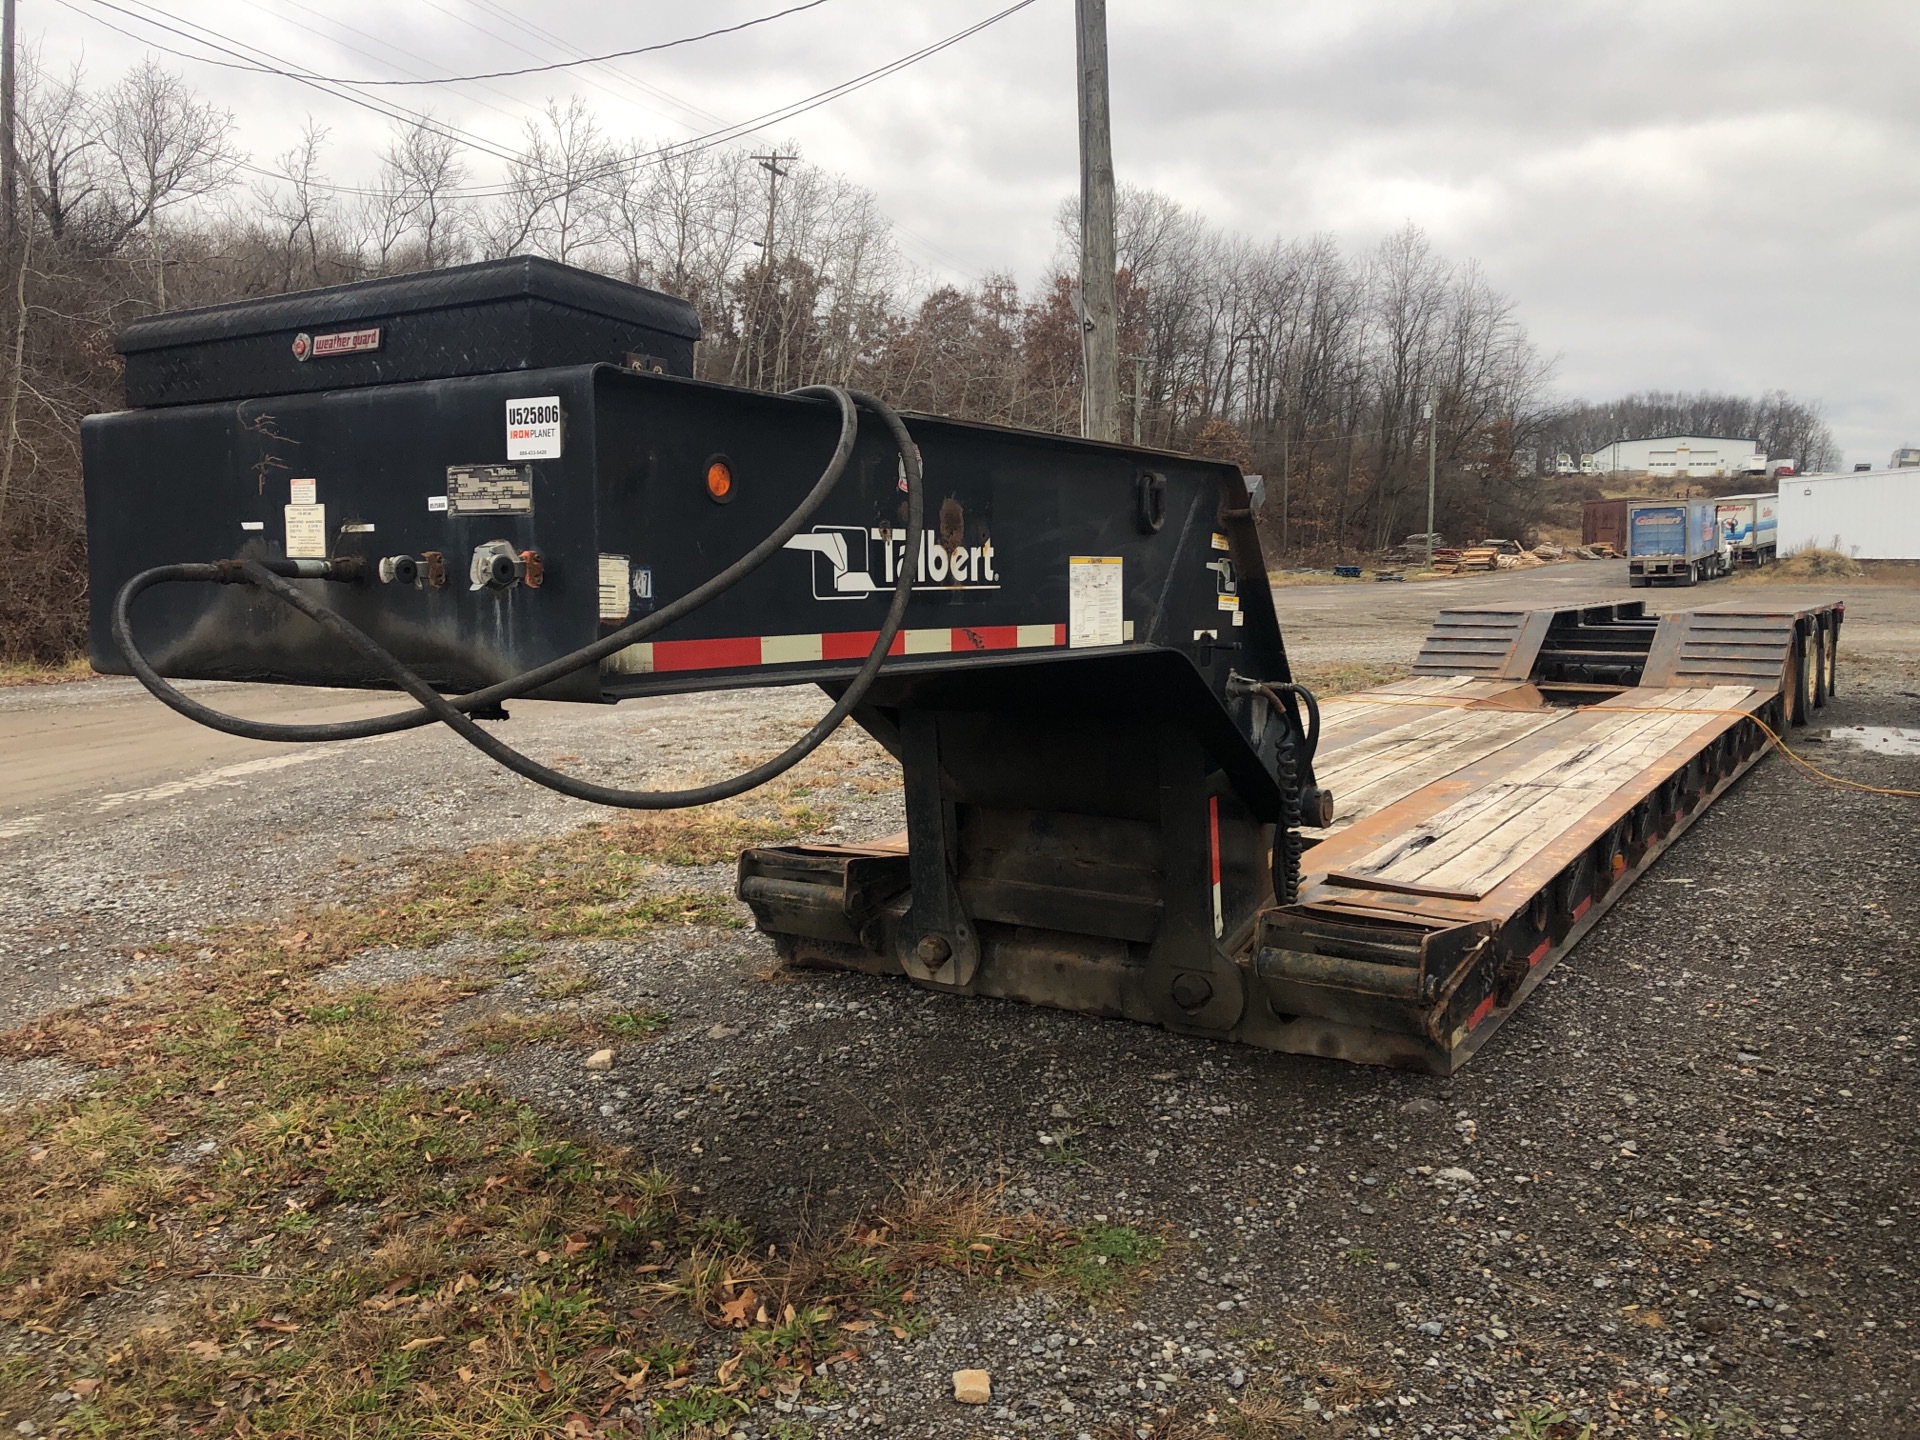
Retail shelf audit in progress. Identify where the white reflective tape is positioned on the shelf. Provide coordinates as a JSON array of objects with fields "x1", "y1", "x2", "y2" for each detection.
[
  {"x1": 605, "y1": 643, "x2": 654, "y2": 675},
  {"x1": 760, "y1": 633, "x2": 824, "y2": 665},
  {"x1": 902, "y1": 628, "x2": 952, "y2": 654},
  {"x1": 1015, "y1": 624, "x2": 1057, "y2": 648}
]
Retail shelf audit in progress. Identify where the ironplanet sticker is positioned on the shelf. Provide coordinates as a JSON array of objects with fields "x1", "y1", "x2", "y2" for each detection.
[{"x1": 506, "y1": 395, "x2": 563, "y2": 460}]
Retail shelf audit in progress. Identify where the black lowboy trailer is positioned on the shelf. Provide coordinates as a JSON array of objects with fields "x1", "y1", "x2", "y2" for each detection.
[{"x1": 83, "y1": 260, "x2": 1842, "y2": 1073}]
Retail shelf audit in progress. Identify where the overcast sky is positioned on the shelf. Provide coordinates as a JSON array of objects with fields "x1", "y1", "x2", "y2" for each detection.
[{"x1": 42, "y1": 0, "x2": 1920, "y2": 466}]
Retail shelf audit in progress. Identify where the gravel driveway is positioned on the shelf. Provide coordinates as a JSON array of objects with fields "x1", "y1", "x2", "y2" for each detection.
[{"x1": 1, "y1": 566, "x2": 1915, "y2": 1439}]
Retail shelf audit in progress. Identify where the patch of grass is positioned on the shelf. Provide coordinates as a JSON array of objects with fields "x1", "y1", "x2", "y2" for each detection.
[
  {"x1": 604, "y1": 1008, "x2": 671, "y2": 1040},
  {"x1": 0, "y1": 655, "x2": 95, "y2": 687},
  {"x1": 1290, "y1": 660, "x2": 1412, "y2": 698},
  {"x1": 1500, "y1": 1405, "x2": 1597, "y2": 1440},
  {"x1": 0, "y1": 806, "x2": 1153, "y2": 1438},
  {"x1": 1340, "y1": 1245, "x2": 1377, "y2": 1265},
  {"x1": 1735, "y1": 546, "x2": 1864, "y2": 582}
]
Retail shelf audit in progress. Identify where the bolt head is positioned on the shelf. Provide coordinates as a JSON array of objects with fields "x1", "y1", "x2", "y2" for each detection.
[{"x1": 915, "y1": 934, "x2": 953, "y2": 966}]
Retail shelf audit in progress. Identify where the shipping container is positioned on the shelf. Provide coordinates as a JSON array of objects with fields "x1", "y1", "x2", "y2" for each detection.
[
  {"x1": 1627, "y1": 498, "x2": 1727, "y2": 586},
  {"x1": 1581, "y1": 498, "x2": 1629, "y2": 551},
  {"x1": 1712, "y1": 492, "x2": 1778, "y2": 565}
]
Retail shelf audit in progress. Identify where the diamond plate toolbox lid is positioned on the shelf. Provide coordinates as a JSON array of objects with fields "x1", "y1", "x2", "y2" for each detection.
[{"x1": 115, "y1": 255, "x2": 702, "y2": 408}]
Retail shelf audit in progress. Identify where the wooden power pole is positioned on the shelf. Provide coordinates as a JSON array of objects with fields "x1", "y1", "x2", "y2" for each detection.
[
  {"x1": 1075, "y1": 0, "x2": 1119, "y2": 443},
  {"x1": 1, "y1": 0, "x2": 16, "y2": 253}
]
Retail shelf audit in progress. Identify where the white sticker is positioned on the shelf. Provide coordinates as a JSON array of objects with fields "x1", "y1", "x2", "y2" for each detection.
[
  {"x1": 342, "y1": 523, "x2": 376, "y2": 534},
  {"x1": 1068, "y1": 556, "x2": 1124, "y2": 649},
  {"x1": 598, "y1": 554, "x2": 631, "y2": 622},
  {"x1": 632, "y1": 566, "x2": 653, "y2": 600},
  {"x1": 427, "y1": 495, "x2": 449, "y2": 513},
  {"x1": 1231, "y1": 609, "x2": 1245, "y2": 627},
  {"x1": 284, "y1": 503, "x2": 328, "y2": 558},
  {"x1": 506, "y1": 396, "x2": 563, "y2": 460},
  {"x1": 290, "y1": 478, "x2": 317, "y2": 506},
  {"x1": 240, "y1": 520, "x2": 265, "y2": 531}
]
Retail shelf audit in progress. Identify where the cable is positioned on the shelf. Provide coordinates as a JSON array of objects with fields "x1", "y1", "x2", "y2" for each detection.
[
  {"x1": 253, "y1": 0, "x2": 838, "y2": 86},
  {"x1": 111, "y1": 387, "x2": 902, "y2": 762}
]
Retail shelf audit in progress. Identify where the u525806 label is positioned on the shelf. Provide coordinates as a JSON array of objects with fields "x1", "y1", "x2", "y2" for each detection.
[{"x1": 506, "y1": 396, "x2": 563, "y2": 460}]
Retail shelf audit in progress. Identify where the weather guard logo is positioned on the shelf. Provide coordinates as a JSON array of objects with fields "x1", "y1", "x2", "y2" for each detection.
[{"x1": 784, "y1": 526, "x2": 1000, "y2": 601}]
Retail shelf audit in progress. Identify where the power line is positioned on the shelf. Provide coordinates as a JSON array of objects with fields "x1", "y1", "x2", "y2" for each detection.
[{"x1": 272, "y1": 0, "x2": 839, "y2": 87}]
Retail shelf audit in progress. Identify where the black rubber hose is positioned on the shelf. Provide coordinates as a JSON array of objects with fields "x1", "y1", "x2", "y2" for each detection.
[
  {"x1": 112, "y1": 384, "x2": 870, "y2": 745},
  {"x1": 1259, "y1": 681, "x2": 1321, "y2": 765},
  {"x1": 111, "y1": 387, "x2": 924, "y2": 810}
]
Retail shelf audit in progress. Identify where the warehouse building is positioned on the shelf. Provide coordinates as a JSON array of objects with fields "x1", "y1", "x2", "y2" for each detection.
[
  {"x1": 1581, "y1": 435, "x2": 1763, "y2": 477},
  {"x1": 1777, "y1": 468, "x2": 1920, "y2": 560}
]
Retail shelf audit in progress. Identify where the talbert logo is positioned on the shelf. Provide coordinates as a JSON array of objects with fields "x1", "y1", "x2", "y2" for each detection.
[{"x1": 784, "y1": 525, "x2": 1000, "y2": 601}]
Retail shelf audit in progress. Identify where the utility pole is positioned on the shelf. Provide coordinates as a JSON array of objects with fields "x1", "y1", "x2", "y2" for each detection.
[
  {"x1": 748, "y1": 152, "x2": 795, "y2": 389},
  {"x1": 1124, "y1": 354, "x2": 1146, "y2": 445},
  {"x1": 1075, "y1": 0, "x2": 1119, "y2": 442},
  {"x1": 1423, "y1": 396, "x2": 1437, "y2": 569},
  {"x1": 0, "y1": 0, "x2": 14, "y2": 253}
]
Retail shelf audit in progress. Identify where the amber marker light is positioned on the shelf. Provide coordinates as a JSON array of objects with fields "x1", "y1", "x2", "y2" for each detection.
[{"x1": 705, "y1": 457, "x2": 734, "y2": 503}]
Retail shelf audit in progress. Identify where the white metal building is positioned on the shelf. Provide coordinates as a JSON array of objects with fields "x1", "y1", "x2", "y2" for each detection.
[
  {"x1": 1580, "y1": 435, "x2": 1762, "y2": 477},
  {"x1": 1777, "y1": 468, "x2": 1920, "y2": 560}
]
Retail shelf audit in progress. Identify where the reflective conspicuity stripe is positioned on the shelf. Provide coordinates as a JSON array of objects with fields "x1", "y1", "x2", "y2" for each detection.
[
  {"x1": 1208, "y1": 794, "x2": 1224, "y2": 938},
  {"x1": 607, "y1": 623, "x2": 1068, "y2": 676}
]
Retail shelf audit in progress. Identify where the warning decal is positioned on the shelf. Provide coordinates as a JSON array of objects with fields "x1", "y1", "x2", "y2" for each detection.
[
  {"x1": 598, "y1": 555, "x2": 631, "y2": 623},
  {"x1": 284, "y1": 504, "x2": 328, "y2": 558},
  {"x1": 1068, "y1": 556, "x2": 1124, "y2": 649}
]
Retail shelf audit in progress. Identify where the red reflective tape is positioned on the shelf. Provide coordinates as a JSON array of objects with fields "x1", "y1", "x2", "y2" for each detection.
[
  {"x1": 821, "y1": 630, "x2": 879, "y2": 661},
  {"x1": 1054, "y1": 623, "x2": 1067, "y2": 644},
  {"x1": 1208, "y1": 796, "x2": 1222, "y2": 886},
  {"x1": 952, "y1": 625, "x2": 1021, "y2": 651},
  {"x1": 649, "y1": 636, "x2": 762, "y2": 672},
  {"x1": 1467, "y1": 993, "x2": 1497, "y2": 1031},
  {"x1": 1528, "y1": 939, "x2": 1551, "y2": 967},
  {"x1": 1571, "y1": 896, "x2": 1592, "y2": 922}
]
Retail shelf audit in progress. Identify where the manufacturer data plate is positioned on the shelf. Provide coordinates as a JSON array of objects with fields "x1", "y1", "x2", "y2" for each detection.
[{"x1": 446, "y1": 463, "x2": 534, "y2": 516}]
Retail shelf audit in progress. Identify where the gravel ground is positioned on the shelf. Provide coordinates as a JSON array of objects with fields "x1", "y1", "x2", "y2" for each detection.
[{"x1": 2, "y1": 567, "x2": 1916, "y2": 1439}]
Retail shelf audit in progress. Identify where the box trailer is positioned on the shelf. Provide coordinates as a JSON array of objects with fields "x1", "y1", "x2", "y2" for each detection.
[
  {"x1": 1580, "y1": 498, "x2": 1629, "y2": 552},
  {"x1": 1713, "y1": 492, "x2": 1778, "y2": 566},
  {"x1": 1628, "y1": 499, "x2": 1726, "y2": 585}
]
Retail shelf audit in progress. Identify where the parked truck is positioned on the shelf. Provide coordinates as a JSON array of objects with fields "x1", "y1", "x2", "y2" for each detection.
[
  {"x1": 1628, "y1": 498, "x2": 1727, "y2": 585},
  {"x1": 1713, "y1": 492, "x2": 1779, "y2": 567}
]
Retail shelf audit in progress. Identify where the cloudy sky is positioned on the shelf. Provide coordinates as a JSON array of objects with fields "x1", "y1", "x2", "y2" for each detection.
[{"x1": 43, "y1": 0, "x2": 1920, "y2": 465}]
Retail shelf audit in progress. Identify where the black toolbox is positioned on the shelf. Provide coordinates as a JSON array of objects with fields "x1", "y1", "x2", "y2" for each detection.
[{"x1": 115, "y1": 255, "x2": 701, "y2": 408}]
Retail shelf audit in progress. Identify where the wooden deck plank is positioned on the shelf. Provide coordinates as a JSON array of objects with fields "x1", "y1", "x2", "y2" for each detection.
[
  {"x1": 1308, "y1": 707, "x2": 1562, "y2": 833},
  {"x1": 1330, "y1": 686, "x2": 1752, "y2": 897}
]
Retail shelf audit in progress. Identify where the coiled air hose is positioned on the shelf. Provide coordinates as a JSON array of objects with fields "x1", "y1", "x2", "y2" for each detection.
[{"x1": 110, "y1": 385, "x2": 923, "y2": 810}]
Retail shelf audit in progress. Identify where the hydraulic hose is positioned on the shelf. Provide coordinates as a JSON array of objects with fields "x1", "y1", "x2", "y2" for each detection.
[
  {"x1": 111, "y1": 386, "x2": 924, "y2": 810},
  {"x1": 1260, "y1": 681, "x2": 1321, "y2": 765},
  {"x1": 112, "y1": 384, "x2": 873, "y2": 745}
]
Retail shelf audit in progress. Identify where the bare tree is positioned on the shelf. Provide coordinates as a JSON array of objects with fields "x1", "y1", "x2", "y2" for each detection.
[
  {"x1": 487, "y1": 98, "x2": 613, "y2": 265},
  {"x1": 102, "y1": 61, "x2": 242, "y2": 307}
]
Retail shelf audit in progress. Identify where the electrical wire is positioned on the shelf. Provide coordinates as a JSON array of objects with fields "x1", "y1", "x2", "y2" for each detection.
[{"x1": 255, "y1": 0, "x2": 837, "y2": 86}]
